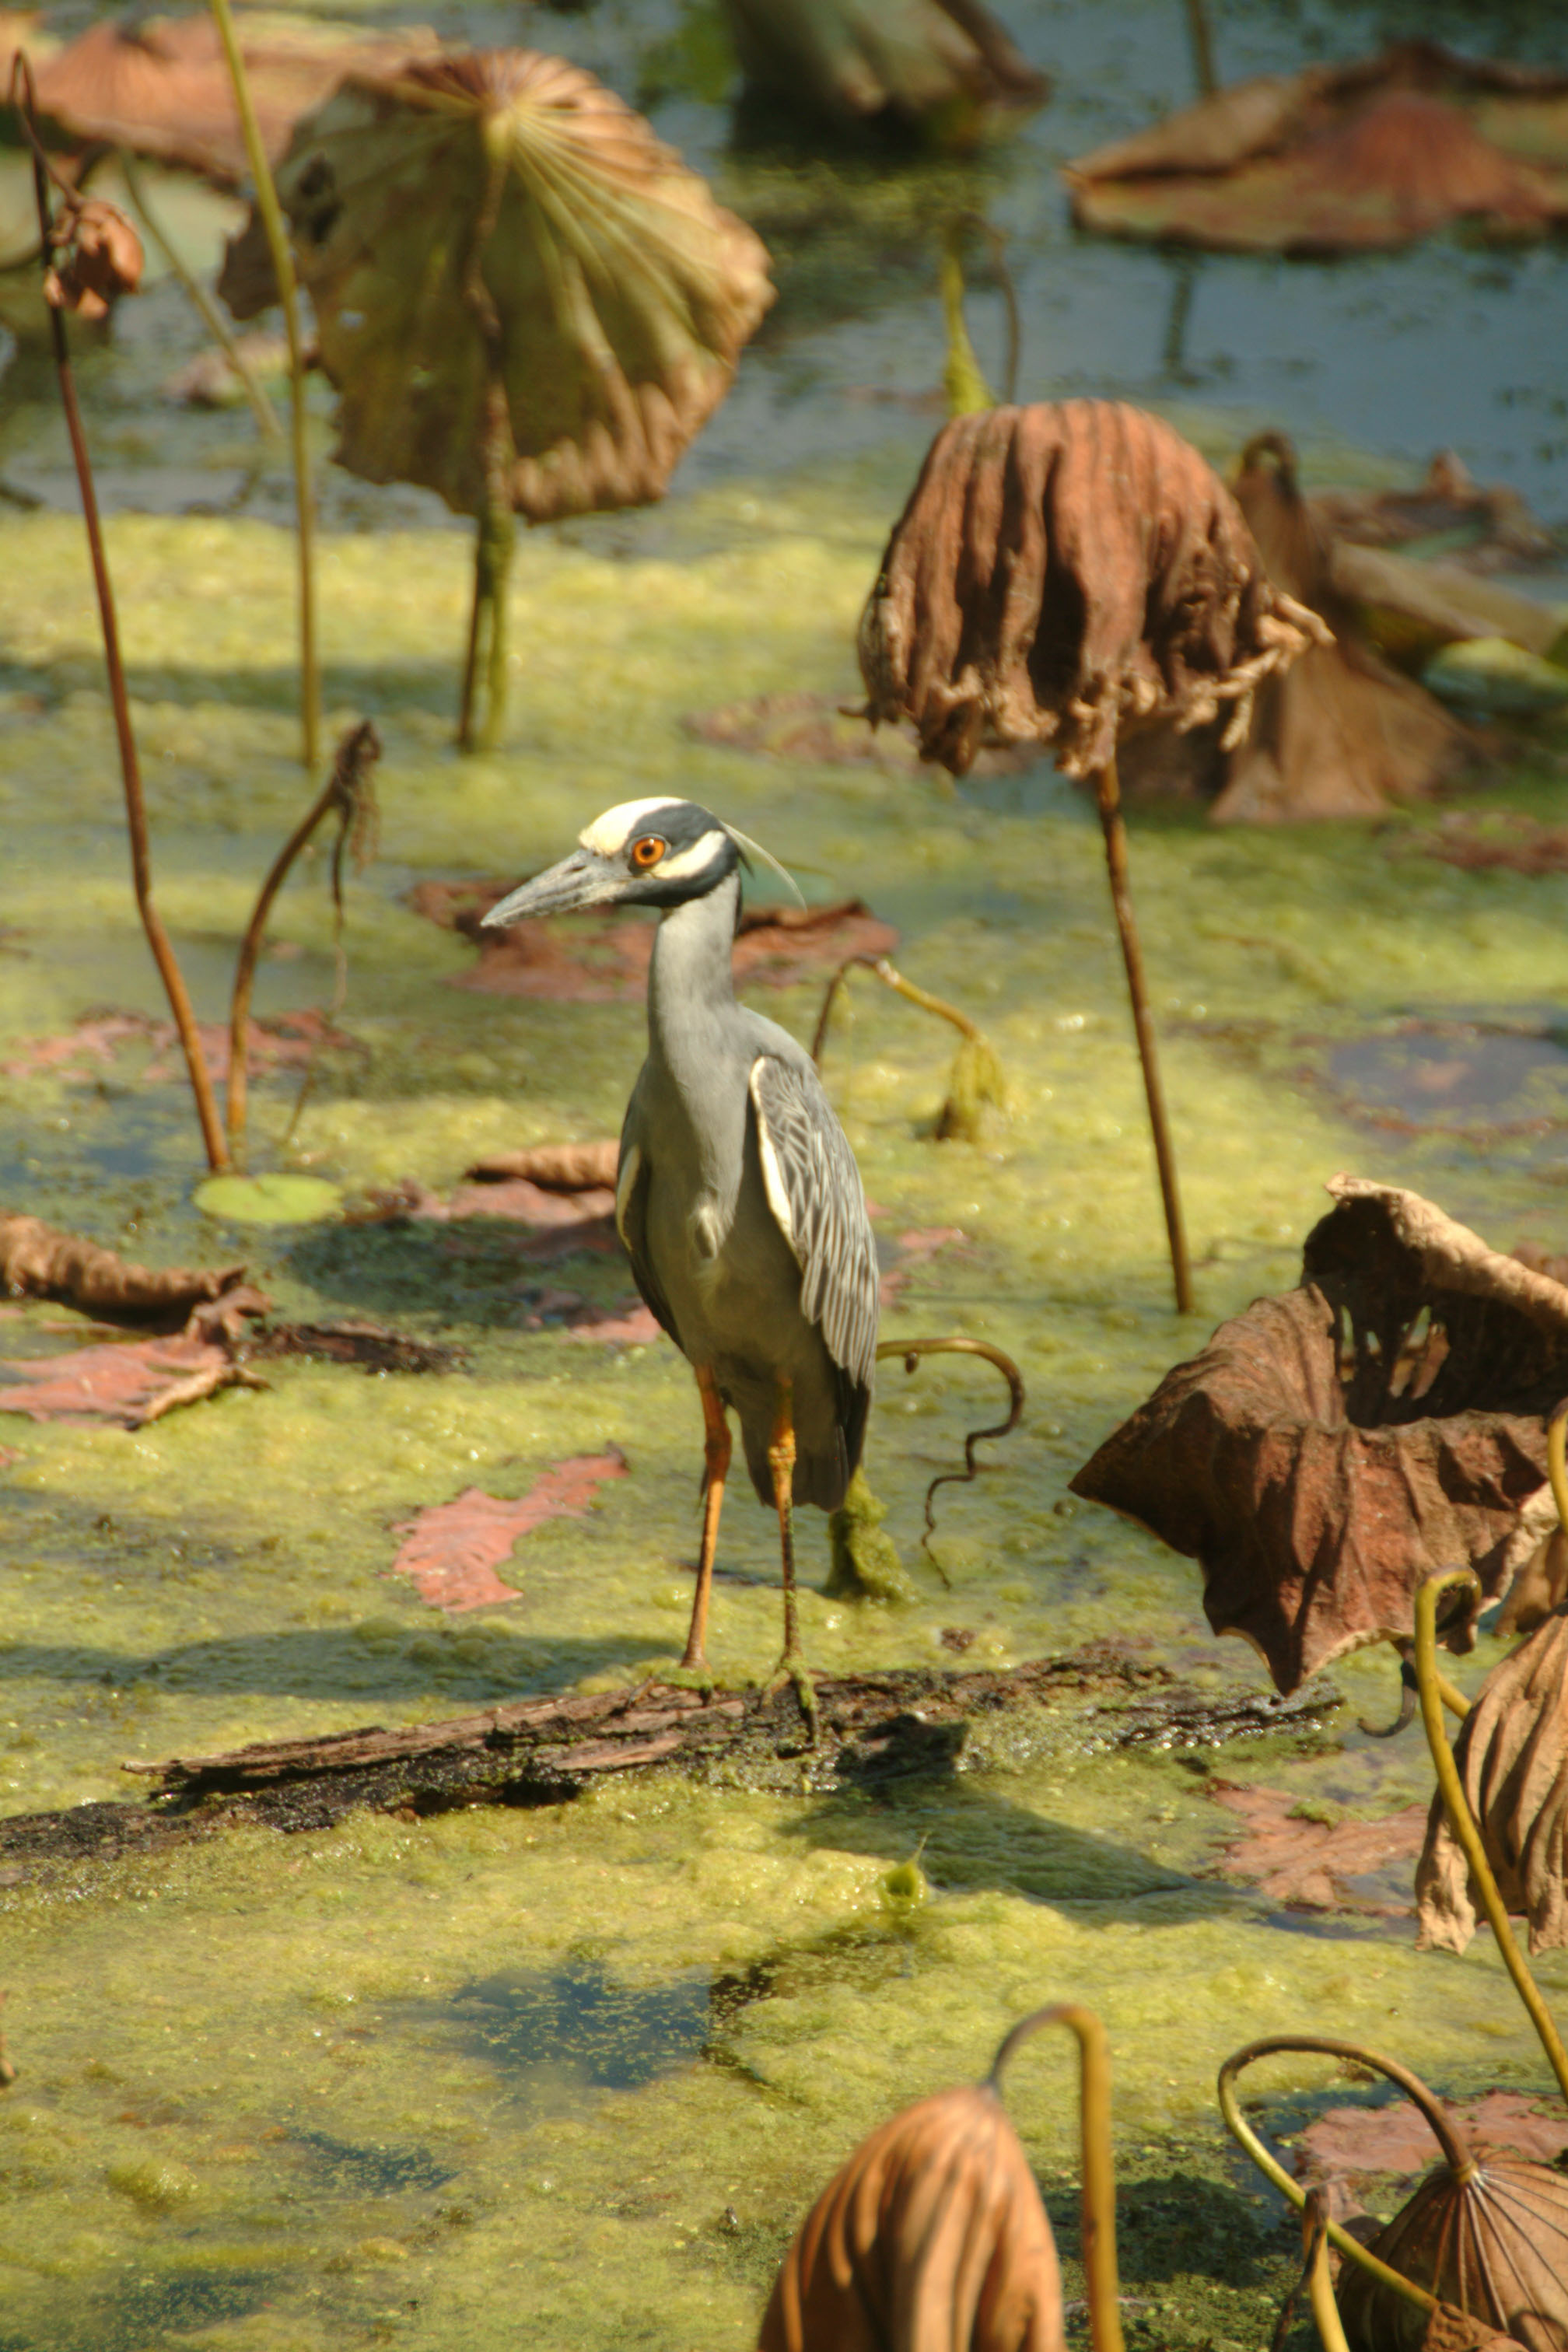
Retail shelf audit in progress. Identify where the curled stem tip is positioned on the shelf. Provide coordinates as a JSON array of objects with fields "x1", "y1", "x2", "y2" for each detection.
[
  {"x1": 1360, "y1": 1637, "x2": 1468, "y2": 1738},
  {"x1": 1218, "y1": 2038, "x2": 1442, "y2": 2312},
  {"x1": 1415, "y1": 1566, "x2": 1568, "y2": 2106},
  {"x1": 988, "y1": 2005, "x2": 1122, "y2": 2352},
  {"x1": 875, "y1": 1336, "x2": 1024, "y2": 1552}
]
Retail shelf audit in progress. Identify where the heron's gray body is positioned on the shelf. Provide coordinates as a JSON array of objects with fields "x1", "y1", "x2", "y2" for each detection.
[{"x1": 618, "y1": 871, "x2": 877, "y2": 1509}]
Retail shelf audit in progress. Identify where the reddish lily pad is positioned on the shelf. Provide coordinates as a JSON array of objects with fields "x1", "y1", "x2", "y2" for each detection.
[
  {"x1": 1210, "y1": 1783, "x2": 1427, "y2": 1912},
  {"x1": 389, "y1": 1451, "x2": 628, "y2": 1612},
  {"x1": 0, "y1": 1335, "x2": 243, "y2": 1427},
  {"x1": 2, "y1": 1007, "x2": 350, "y2": 1084},
  {"x1": 1294, "y1": 2090, "x2": 1568, "y2": 2193}
]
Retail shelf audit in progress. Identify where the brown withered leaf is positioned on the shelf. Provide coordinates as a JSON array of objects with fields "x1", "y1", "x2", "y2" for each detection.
[
  {"x1": 1338, "y1": 2136, "x2": 1568, "y2": 2352},
  {"x1": 1063, "y1": 43, "x2": 1568, "y2": 257},
  {"x1": 758, "y1": 2079, "x2": 1064, "y2": 2352},
  {"x1": 1417, "y1": 1606, "x2": 1568, "y2": 1957},
  {"x1": 222, "y1": 50, "x2": 773, "y2": 523},
  {"x1": 857, "y1": 400, "x2": 1327, "y2": 779},
  {"x1": 409, "y1": 880, "x2": 897, "y2": 1002},
  {"x1": 1295, "y1": 2090, "x2": 1568, "y2": 2192},
  {"x1": 1210, "y1": 1784, "x2": 1426, "y2": 1912},
  {"x1": 725, "y1": 0, "x2": 1046, "y2": 141},
  {"x1": 464, "y1": 1142, "x2": 620, "y2": 1192},
  {"x1": 1207, "y1": 434, "x2": 1473, "y2": 824},
  {"x1": 390, "y1": 1452, "x2": 628, "y2": 1612},
  {"x1": 0, "y1": 1213, "x2": 263, "y2": 1332},
  {"x1": 0, "y1": 1335, "x2": 250, "y2": 1427},
  {"x1": 42, "y1": 194, "x2": 142, "y2": 319},
  {"x1": 31, "y1": 11, "x2": 438, "y2": 182},
  {"x1": 1070, "y1": 1176, "x2": 1568, "y2": 1693}
]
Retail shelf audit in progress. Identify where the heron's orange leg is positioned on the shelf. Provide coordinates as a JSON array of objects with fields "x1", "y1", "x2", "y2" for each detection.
[
  {"x1": 767, "y1": 1379, "x2": 817, "y2": 1733},
  {"x1": 681, "y1": 1363, "x2": 730, "y2": 1672}
]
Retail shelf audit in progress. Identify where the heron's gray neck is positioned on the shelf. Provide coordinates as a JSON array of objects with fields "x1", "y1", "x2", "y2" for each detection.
[{"x1": 647, "y1": 873, "x2": 741, "y2": 1092}]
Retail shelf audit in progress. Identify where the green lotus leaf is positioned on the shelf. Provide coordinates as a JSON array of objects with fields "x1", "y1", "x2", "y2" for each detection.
[
  {"x1": 227, "y1": 49, "x2": 774, "y2": 523},
  {"x1": 194, "y1": 1172, "x2": 343, "y2": 1225}
]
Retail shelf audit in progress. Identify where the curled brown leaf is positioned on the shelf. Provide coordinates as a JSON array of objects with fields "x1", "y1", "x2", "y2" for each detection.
[
  {"x1": 43, "y1": 194, "x2": 142, "y2": 318},
  {"x1": 0, "y1": 1212, "x2": 264, "y2": 1332},
  {"x1": 857, "y1": 399, "x2": 1327, "y2": 778}
]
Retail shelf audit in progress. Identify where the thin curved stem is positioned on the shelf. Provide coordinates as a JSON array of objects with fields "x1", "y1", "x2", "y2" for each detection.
[
  {"x1": 1092, "y1": 755, "x2": 1193, "y2": 1314},
  {"x1": 12, "y1": 54, "x2": 228, "y2": 1174},
  {"x1": 1217, "y1": 2039, "x2": 1439, "y2": 2311},
  {"x1": 115, "y1": 149, "x2": 281, "y2": 443},
  {"x1": 990, "y1": 2005, "x2": 1123, "y2": 2352},
  {"x1": 1360, "y1": 1637, "x2": 1468, "y2": 1737},
  {"x1": 1415, "y1": 1567, "x2": 1568, "y2": 2106},
  {"x1": 1547, "y1": 1400, "x2": 1568, "y2": 1539},
  {"x1": 1302, "y1": 2195, "x2": 1350, "y2": 2352},
  {"x1": 875, "y1": 1336, "x2": 1025, "y2": 1547},
  {"x1": 208, "y1": 0, "x2": 318, "y2": 770},
  {"x1": 226, "y1": 771, "x2": 338, "y2": 1161}
]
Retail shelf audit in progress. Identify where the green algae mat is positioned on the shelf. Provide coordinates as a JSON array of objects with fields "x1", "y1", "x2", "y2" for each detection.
[{"x1": 4, "y1": 472, "x2": 1568, "y2": 2349}]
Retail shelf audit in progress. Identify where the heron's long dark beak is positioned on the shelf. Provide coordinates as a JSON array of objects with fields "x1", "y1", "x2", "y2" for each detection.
[{"x1": 481, "y1": 849, "x2": 621, "y2": 928}]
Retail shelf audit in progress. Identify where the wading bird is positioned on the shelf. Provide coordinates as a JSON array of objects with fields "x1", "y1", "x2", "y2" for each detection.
[{"x1": 482, "y1": 800, "x2": 879, "y2": 1713}]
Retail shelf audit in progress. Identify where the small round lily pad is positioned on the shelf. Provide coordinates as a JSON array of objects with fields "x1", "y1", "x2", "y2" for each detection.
[{"x1": 194, "y1": 1173, "x2": 342, "y2": 1225}]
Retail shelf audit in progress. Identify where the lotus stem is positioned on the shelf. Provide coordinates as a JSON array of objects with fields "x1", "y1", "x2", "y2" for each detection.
[
  {"x1": 115, "y1": 148, "x2": 282, "y2": 444},
  {"x1": 811, "y1": 955, "x2": 1006, "y2": 1140},
  {"x1": 1547, "y1": 1401, "x2": 1568, "y2": 1538},
  {"x1": 1217, "y1": 2038, "x2": 1439, "y2": 2311},
  {"x1": 1183, "y1": 0, "x2": 1217, "y2": 96},
  {"x1": 990, "y1": 2004, "x2": 1123, "y2": 2352},
  {"x1": 226, "y1": 721, "x2": 379, "y2": 1161},
  {"x1": 457, "y1": 138, "x2": 516, "y2": 753},
  {"x1": 876, "y1": 1336, "x2": 1024, "y2": 1549},
  {"x1": 12, "y1": 56, "x2": 229, "y2": 1174},
  {"x1": 208, "y1": 0, "x2": 319, "y2": 771},
  {"x1": 1091, "y1": 754, "x2": 1194, "y2": 1313},
  {"x1": 1302, "y1": 2193, "x2": 1351, "y2": 2352},
  {"x1": 1415, "y1": 1566, "x2": 1568, "y2": 2106},
  {"x1": 1360, "y1": 1637, "x2": 1468, "y2": 1737}
]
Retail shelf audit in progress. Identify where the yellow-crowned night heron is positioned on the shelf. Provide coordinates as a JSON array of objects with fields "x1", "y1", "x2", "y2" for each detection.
[{"x1": 482, "y1": 798, "x2": 879, "y2": 1699}]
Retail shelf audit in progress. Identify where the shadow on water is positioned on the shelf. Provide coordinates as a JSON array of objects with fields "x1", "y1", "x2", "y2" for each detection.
[
  {"x1": 788, "y1": 1780, "x2": 1200, "y2": 1909},
  {"x1": 0, "y1": 2271, "x2": 279, "y2": 2352}
]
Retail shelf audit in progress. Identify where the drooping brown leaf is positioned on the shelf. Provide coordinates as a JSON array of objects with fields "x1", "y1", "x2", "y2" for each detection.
[
  {"x1": 220, "y1": 50, "x2": 773, "y2": 523},
  {"x1": 1210, "y1": 1783, "x2": 1427, "y2": 1912},
  {"x1": 857, "y1": 401, "x2": 1327, "y2": 779},
  {"x1": 723, "y1": 0, "x2": 1046, "y2": 141},
  {"x1": 1204, "y1": 435, "x2": 1474, "y2": 823},
  {"x1": 1070, "y1": 1176, "x2": 1568, "y2": 1693},
  {"x1": 758, "y1": 2079, "x2": 1065, "y2": 2352},
  {"x1": 390, "y1": 1452, "x2": 628, "y2": 1612},
  {"x1": 464, "y1": 1142, "x2": 621, "y2": 1192},
  {"x1": 1064, "y1": 43, "x2": 1568, "y2": 256},
  {"x1": 41, "y1": 194, "x2": 142, "y2": 319},
  {"x1": 30, "y1": 10, "x2": 439, "y2": 182},
  {"x1": 1417, "y1": 1608, "x2": 1568, "y2": 1957},
  {"x1": 0, "y1": 1336, "x2": 253, "y2": 1427},
  {"x1": 0, "y1": 1213, "x2": 264, "y2": 1332},
  {"x1": 1295, "y1": 2090, "x2": 1568, "y2": 2192},
  {"x1": 1337, "y1": 2137, "x2": 1568, "y2": 2352},
  {"x1": 408, "y1": 880, "x2": 898, "y2": 1002}
]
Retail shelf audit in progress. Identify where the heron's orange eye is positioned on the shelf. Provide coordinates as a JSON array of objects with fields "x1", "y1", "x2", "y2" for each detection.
[{"x1": 631, "y1": 835, "x2": 666, "y2": 870}]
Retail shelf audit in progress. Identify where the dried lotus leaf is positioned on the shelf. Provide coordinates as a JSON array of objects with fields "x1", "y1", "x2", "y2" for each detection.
[
  {"x1": 758, "y1": 2080, "x2": 1065, "y2": 2352},
  {"x1": 856, "y1": 399, "x2": 1327, "y2": 779},
  {"x1": 724, "y1": 0, "x2": 1046, "y2": 136},
  {"x1": 1071, "y1": 1178, "x2": 1568, "y2": 1692},
  {"x1": 1417, "y1": 1607, "x2": 1568, "y2": 1956},
  {"x1": 1339, "y1": 2150, "x2": 1568, "y2": 2352},
  {"x1": 226, "y1": 49, "x2": 773, "y2": 523}
]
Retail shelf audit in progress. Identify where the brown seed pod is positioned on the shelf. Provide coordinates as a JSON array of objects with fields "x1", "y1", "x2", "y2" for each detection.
[
  {"x1": 1220, "y1": 2035, "x2": 1568, "y2": 2352},
  {"x1": 43, "y1": 194, "x2": 143, "y2": 318},
  {"x1": 758, "y1": 2011, "x2": 1075, "y2": 2352},
  {"x1": 856, "y1": 399, "x2": 1327, "y2": 779},
  {"x1": 1417, "y1": 1605, "x2": 1568, "y2": 1957}
]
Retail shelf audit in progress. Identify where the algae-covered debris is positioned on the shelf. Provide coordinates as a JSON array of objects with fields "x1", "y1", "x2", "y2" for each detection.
[{"x1": 826, "y1": 1465, "x2": 914, "y2": 1602}]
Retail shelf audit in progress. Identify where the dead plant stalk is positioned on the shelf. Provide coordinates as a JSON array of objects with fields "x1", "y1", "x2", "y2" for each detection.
[{"x1": 12, "y1": 54, "x2": 228, "y2": 1172}]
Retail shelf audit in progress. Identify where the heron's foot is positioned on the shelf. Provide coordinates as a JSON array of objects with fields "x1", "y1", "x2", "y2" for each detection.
[
  {"x1": 663, "y1": 1658, "x2": 718, "y2": 1700},
  {"x1": 765, "y1": 1650, "x2": 818, "y2": 1739}
]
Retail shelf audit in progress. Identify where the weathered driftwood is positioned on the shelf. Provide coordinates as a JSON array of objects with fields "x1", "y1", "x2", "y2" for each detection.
[{"x1": 0, "y1": 1647, "x2": 1333, "y2": 1886}]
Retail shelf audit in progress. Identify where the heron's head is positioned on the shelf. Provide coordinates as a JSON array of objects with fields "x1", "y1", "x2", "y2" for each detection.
[{"x1": 481, "y1": 798, "x2": 753, "y2": 927}]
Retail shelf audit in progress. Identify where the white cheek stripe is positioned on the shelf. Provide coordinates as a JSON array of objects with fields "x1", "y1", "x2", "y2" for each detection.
[
  {"x1": 656, "y1": 830, "x2": 726, "y2": 882},
  {"x1": 579, "y1": 797, "x2": 680, "y2": 857},
  {"x1": 749, "y1": 1066, "x2": 800, "y2": 1264}
]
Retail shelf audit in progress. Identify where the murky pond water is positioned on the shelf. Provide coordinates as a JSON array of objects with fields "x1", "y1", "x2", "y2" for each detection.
[{"x1": 5, "y1": 2, "x2": 1568, "y2": 2347}]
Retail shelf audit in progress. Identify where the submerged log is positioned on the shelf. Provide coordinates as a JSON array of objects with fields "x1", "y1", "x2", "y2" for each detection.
[{"x1": 0, "y1": 1646, "x2": 1335, "y2": 1887}]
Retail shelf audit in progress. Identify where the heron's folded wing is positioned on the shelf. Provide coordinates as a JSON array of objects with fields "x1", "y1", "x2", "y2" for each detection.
[
  {"x1": 615, "y1": 1125, "x2": 682, "y2": 1350},
  {"x1": 748, "y1": 1054, "x2": 878, "y2": 1388}
]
